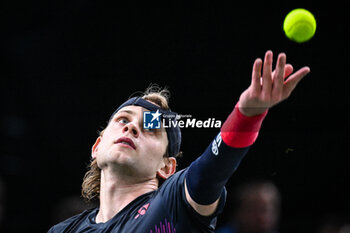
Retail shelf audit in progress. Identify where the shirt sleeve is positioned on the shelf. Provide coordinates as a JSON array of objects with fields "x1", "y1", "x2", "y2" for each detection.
[
  {"x1": 157, "y1": 169, "x2": 226, "y2": 231},
  {"x1": 185, "y1": 102, "x2": 268, "y2": 205}
]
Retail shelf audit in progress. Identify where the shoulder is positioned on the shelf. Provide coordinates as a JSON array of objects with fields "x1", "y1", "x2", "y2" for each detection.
[
  {"x1": 163, "y1": 168, "x2": 187, "y2": 185},
  {"x1": 157, "y1": 168, "x2": 187, "y2": 193},
  {"x1": 48, "y1": 208, "x2": 96, "y2": 232}
]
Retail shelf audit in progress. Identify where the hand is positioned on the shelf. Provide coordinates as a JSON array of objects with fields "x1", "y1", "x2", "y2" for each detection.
[{"x1": 238, "y1": 50, "x2": 310, "y2": 116}]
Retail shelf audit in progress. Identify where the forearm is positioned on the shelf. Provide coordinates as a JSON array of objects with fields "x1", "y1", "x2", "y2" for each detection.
[
  {"x1": 185, "y1": 103, "x2": 267, "y2": 205},
  {"x1": 186, "y1": 136, "x2": 249, "y2": 205}
]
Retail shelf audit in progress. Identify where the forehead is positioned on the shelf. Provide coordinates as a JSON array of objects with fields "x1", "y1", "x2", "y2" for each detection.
[{"x1": 113, "y1": 105, "x2": 149, "y2": 118}]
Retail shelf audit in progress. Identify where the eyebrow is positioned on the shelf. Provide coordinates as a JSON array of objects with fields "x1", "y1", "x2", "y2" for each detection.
[{"x1": 117, "y1": 109, "x2": 137, "y2": 115}]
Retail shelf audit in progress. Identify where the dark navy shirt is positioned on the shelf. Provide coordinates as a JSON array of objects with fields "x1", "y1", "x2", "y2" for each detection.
[{"x1": 48, "y1": 169, "x2": 226, "y2": 233}]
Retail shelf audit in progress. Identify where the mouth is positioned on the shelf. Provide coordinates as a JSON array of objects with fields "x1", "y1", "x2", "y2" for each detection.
[{"x1": 115, "y1": 137, "x2": 136, "y2": 150}]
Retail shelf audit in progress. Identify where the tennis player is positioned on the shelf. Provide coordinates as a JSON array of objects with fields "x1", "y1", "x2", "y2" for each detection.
[{"x1": 48, "y1": 51, "x2": 310, "y2": 232}]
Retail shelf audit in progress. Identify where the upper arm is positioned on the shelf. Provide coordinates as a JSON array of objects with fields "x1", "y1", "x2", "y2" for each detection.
[{"x1": 184, "y1": 178, "x2": 220, "y2": 216}]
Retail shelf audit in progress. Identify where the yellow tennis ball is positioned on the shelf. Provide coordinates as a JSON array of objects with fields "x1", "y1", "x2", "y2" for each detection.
[{"x1": 283, "y1": 8, "x2": 316, "y2": 43}]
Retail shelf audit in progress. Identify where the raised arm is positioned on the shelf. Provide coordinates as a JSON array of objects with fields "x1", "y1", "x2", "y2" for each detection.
[{"x1": 185, "y1": 50, "x2": 310, "y2": 216}]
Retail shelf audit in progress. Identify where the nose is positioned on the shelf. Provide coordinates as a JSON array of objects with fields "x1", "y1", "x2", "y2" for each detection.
[{"x1": 122, "y1": 123, "x2": 139, "y2": 138}]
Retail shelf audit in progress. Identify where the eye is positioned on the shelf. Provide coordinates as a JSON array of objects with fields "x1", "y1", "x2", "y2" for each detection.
[{"x1": 117, "y1": 117, "x2": 129, "y2": 125}]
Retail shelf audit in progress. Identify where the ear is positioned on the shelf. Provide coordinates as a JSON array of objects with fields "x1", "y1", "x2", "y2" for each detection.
[
  {"x1": 157, "y1": 157, "x2": 177, "y2": 179},
  {"x1": 91, "y1": 136, "x2": 102, "y2": 159}
]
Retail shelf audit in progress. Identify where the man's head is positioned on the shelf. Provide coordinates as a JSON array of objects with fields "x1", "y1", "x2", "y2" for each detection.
[
  {"x1": 232, "y1": 180, "x2": 281, "y2": 233},
  {"x1": 82, "y1": 86, "x2": 181, "y2": 202}
]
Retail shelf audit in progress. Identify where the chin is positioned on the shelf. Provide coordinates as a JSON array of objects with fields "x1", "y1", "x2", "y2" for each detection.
[
  {"x1": 96, "y1": 150, "x2": 133, "y2": 168},
  {"x1": 110, "y1": 151, "x2": 136, "y2": 164}
]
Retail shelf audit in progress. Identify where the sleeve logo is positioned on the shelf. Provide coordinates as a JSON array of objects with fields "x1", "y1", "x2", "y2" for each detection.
[{"x1": 211, "y1": 133, "x2": 222, "y2": 156}]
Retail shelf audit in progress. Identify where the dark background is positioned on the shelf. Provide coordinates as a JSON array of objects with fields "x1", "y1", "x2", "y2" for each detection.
[{"x1": 1, "y1": 3, "x2": 349, "y2": 233}]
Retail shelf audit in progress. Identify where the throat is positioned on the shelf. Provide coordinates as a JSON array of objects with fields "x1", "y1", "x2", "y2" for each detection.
[{"x1": 95, "y1": 170, "x2": 158, "y2": 223}]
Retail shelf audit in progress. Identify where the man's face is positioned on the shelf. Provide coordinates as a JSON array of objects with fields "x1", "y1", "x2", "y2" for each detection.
[
  {"x1": 92, "y1": 105, "x2": 169, "y2": 180},
  {"x1": 236, "y1": 188, "x2": 279, "y2": 233}
]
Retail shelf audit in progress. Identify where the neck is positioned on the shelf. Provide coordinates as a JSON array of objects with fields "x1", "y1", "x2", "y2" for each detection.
[{"x1": 95, "y1": 168, "x2": 158, "y2": 223}]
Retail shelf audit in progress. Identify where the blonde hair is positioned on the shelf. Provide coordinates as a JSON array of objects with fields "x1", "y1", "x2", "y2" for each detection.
[{"x1": 81, "y1": 86, "x2": 180, "y2": 202}]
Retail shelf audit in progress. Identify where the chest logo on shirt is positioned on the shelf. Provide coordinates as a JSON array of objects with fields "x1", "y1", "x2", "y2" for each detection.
[{"x1": 134, "y1": 203, "x2": 150, "y2": 219}]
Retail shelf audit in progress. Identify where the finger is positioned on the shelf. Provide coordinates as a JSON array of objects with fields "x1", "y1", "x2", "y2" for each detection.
[
  {"x1": 262, "y1": 50, "x2": 273, "y2": 94},
  {"x1": 284, "y1": 64, "x2": 294, "y2": 79},
  {"x1": 283, "y1": 66, "x2": 310, "y2": 99},
  {"x1": 272, "y1": 53, "x2": 286, "y2": 96},
  {"x1": 271, "y1": 64, "x2": 293, "y2": 79},
  {"x1": 251, "y1": 58, "x2": 262, "y2": 92}
]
